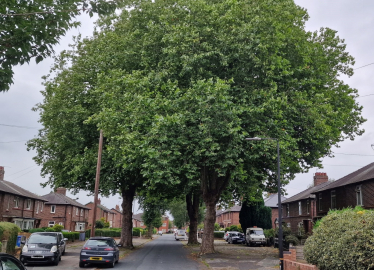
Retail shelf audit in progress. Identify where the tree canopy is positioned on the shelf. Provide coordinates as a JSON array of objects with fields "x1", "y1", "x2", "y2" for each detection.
[{"x1": 0, "y1": 0, "x2": 117, "y2": 92}]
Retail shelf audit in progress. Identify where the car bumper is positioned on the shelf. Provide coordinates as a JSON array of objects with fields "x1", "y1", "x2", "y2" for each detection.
[
  {"x1": 20, "y1": 252, "x2": 59, "y2": 264},
  {"x1": 80, "y1": 255, "x2": 115, "y2": 264}
]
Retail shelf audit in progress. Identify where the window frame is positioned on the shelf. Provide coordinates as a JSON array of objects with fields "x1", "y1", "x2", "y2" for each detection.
[
  {"x1": 356, "y1": 185, "x2": 363, "y2": 206},
  {"x1": 48, "y1": 221, "x2": 55, "y2": 227},
  {"x1": 50, "y1": 205, "x2": 56, "y2": 213},
  {"x1": 76, "y1": 207, "x2": 79, "y2": 216},
  {"x1": 26, "y1": 199, "x2": 31, "y2": 210},
  {"x1": 331, "y1": 190, "x2": 337, "y2": 209},
  {"x1": 14, "y1": 197, "x2": 19, "y2": 208},
  {"x1": 318, "y1": 193, "x2": 323, "y2": 211},
  {"x1": 306, "y1": 200, "x2": 310, "y2": 214},
  {"x1": 286, "y1": 204, "x2": 290, "y2": 217},
  {"x1": 298, "y1": 201, "x2": 302, "y2": 215},
  {"x1": 80, "y1": 209, "x2": 83, "y2": 216}
]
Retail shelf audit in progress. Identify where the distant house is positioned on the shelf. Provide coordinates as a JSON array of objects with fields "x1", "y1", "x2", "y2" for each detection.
[
  {"x1": 111, "y1": 205, "x2": 122, "y2": 228},
  {"x1": 0, "y1": 166, "x2": 48, "y2": 230},
  {"x1": 132, "y1": 213, "x2": 169, "y2": 232},
  {"x1": 264, "y1": 194, "x2": 287, "y2": 229},
  {"x1": 215, "y1": 205, "x2": 241, "y2": 228},
  {"x1": 86, "y1": 199, "x2": 116, "y2": 227},
  {"x1": 40, "y1": 187, "x2": 90, "y2": 231},
  {"x1": 281, "y1": 172, "x2": 330, "y2": 234},
  {"x1": 313, "y1": 162, "x2": 374, "y2": 217}
]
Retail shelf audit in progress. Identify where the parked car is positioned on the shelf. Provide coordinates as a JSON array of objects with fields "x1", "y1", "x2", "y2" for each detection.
[
  {"x1": 79, "y1": 236, "x2": 120, "y2": 268},
  {"x1": 224, "y1": 231, "x2": 237, "y2": 241},
  {"x1": 0, "y1": 253, "x2": 27, "y2": 270},
  {"x1": 227, "y1": 232, "x2": 245, "y2": 244},
  {"x1": 175, "y1": 229, "x2": 187, "y2": 240},
  {"x1": 20, "y1": 232, "x2": 67, "y2": 266},
  {"x1": 158, "y1": 231, "x2": 163, "y2": 236},
  {"x1": 245, "y1": 227, "x2": 266, "y2": 246}
]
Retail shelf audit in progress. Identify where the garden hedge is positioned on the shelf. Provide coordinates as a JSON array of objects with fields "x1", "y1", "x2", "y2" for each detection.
[
  {"x1": 214, "y1": 231, "x2": 225, "y2": 238},
  {"x1": 0, "y1": 222, "x2": 20, "y2": 254},
  {"x1": 304, "y1": 207, "x2": 374, "y2": 270}
]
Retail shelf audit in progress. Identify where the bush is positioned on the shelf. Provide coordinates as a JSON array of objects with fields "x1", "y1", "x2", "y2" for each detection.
[
  {"x1": 29, "y1": 228, "x2": 45, "y2": 233},
  {"x1": 45, "y1": 227, "x2": 55, "y2": 232},
  {"x1": 264, "y1": 228, "x2": 275, "y2": 238},
  {"x1": 95, "y1": 229, "x2": 121, "y2": 237},
  {"x1": 213, "y1": 231, "x2": 225, "y2": 238},
  {"x1": 95, "y1": 220, "x2": 105, "y2": 229},
  {"x1": 52, "y1": 224, "x2": 64, "y2": 232},
  {"x1": 0, "y1": 222, "x2": 20, "y2": 254},
  {"x1": 304, "y1": 207, "x2": 374, "y2": 270},
  {"x1": 62, "y1": 232, "x2": 80, "y2": 241},
  {"x1": 214, "y1": 223, "x2": 220, "y2": 231},
  {"x1": 285, "y1": 235, "x2": 299, "y2": 246},
  {"x1": 133, "y1": 227, "x2": 143, "y2": 237}
]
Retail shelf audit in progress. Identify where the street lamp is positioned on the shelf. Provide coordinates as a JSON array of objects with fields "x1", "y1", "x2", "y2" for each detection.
[{"x1": 245, "y1": 137, "x2": 283, "y2": 270}]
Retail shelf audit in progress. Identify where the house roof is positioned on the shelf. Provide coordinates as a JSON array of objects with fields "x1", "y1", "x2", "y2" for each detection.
[
  {"x1": 0, "y1": 180, "x2": 47, "y2": 201},
  {"x1": 264, "y1": 194, "x2": 287, "y2": 208},
  {"x1": 42, "y1": 193, "x2": 90, "y2": 209},
  {"x1": 217, "y1": 205, "x2": 241, "y2": 216},
  {"x1": 111, "y1": 208, "x2": 122, "y2": 214},
  {"x1": 313, "y1": 162, "x2": 374, "y2": 193},
  {"x1": 282, "y1": 181, "x2": 332, "y2": 204},
  {"x1": 85, "y1": 202, "x2": 115, "y2": 213},
  {"x1": 132, "y1": 213, "x2": 143, "y2": 221}
]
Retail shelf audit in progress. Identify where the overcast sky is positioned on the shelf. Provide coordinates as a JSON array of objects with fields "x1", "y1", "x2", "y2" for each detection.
[{"x1": 0, "y1": 1, "x2": 373, "y2": 213}]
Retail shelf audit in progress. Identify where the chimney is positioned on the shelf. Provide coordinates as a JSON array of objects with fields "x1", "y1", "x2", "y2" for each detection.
[
  {"x1": 314, "y1": 172, "x2": 328, "y2": 186},
  {"x1": 55, "y1": 187, "x2": 67, "y2": 196},
  {"x1": 0, "y1": 166, "x2": 4, "y2": 181},
  {"x1": 98, "y1": 198, "x2": 101, "y2": 205},
  {"x1": 115, "y1": 205, "x2": 120, "y2": 211}
]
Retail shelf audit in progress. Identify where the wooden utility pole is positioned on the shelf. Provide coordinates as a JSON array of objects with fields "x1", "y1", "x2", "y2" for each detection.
[{"x1": 91, "y1": 130, "x2": 103, "y2": 237}]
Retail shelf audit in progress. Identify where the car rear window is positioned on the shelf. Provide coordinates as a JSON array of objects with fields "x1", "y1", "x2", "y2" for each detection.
[
  {"x1": 28, "y1": 234, "x2": 57, "y2": 244},
  {"x1": 86, "y1": 239, "x2": 114, "y2": 247}
]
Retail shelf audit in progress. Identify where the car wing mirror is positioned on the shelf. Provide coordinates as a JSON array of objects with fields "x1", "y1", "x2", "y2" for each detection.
[
  {"x1": 63, "y1": 238, "x2": 68, "y2": 241},
  {"x1": 21, "y1": 241, "x2": 26, "y2": 245},
  {"x1": 117, "y1": 244, "x2": 122, "y2": 247}
]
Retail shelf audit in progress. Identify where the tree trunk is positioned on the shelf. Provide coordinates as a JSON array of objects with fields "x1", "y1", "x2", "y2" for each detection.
[
  {"x1": 147, "y1": 225, "x2": 153, "y2": 238},
  {"x1": 119, "y1": 185, "x2": 136, "y2": 248},
  {"x1": 186, "y1": 189, "x2": 200, "y2": 245},
  {"x1": 199, "y1": 168, "x2": 231, "y2": 254}
]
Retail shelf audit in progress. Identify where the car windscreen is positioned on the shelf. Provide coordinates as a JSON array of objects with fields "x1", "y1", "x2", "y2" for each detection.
[
  {"x1": 250, "y1": 230, "x2": 264, "y2": 235},
  {"x1": 230, "y1": 233, "x2": 238, "y2": 237},
  {"x1": 86, "y1": 239, "x2": 114, "y2": 247},
  {"x1": 28, "y1": 234, "x2": 57, "y2": 244}
]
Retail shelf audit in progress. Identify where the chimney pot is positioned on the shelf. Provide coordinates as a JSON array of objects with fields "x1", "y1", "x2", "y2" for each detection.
[
  {"x1": 115, "y1": 205, "x2": 120, "y2": 211},
  {"x1": 0, "y1": 166, "x2": 4, "y2": 181},
  {"x1": 55, "y1": 187, "x2": 67, "y2": 196},
  {"x1": 98, "y1": 198, "x2": 101, "y2": 205},
  {"x1": 314, "y1": 172, "x2": 328, "y2": 186}
]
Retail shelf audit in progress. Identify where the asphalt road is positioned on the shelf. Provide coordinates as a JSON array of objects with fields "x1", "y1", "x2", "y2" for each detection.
[
  {"x1": 25, "y1": 234, "x2": 199, "y2": 270},
  {"x1": 117, "y1": 234, "x2": 200, "y2": 270}
]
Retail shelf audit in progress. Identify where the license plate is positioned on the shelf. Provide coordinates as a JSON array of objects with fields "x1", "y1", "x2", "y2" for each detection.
[
  {"x1": 256, "y1": 242, "x2": 262, "y2": 244},
  {"x1": 31, "y1": 255, "x2": 44, "y2": 258},
  {"x1": 178, "y1": 234, "x2": 184, "y2": 236},
  {"x1": 90, "y1": 257, "x2": 102, "y2": 261}
]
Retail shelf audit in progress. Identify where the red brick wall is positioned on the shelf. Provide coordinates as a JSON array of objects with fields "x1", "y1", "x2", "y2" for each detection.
[
  {"x1": 271, "y1": 208, "x2": 278, "y2": 229},
  {"x1": 216, "y1": 211, "x2": 240, "y2": 228},
  {"x1": 157, "y1": 216, "x2": 169, "y2": 233},
  {"x1": 282, "y1": 199, "x2": 316, "y2": 233},
  {"x1": 284, "y1": 247, "x2": 318, "y2": 270}
]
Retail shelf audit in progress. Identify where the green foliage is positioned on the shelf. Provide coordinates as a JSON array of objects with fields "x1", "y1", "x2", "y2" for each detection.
[
  {"x1": 0, "y1": 0, "x2": 117, "y2": 92},
  {"x1": 304, "y1": 207, "x2": 374, "y2": 270},
  {"x1": 95, "y1": 229, "x2": 121, "y2": 237},
  {"x1": 0, "y1": 222, "x2": 20, "y2": 254},
  {"x1": 285, "y1": 235, "x2": 299, "y2": 246},
  {"x1": 227, "y1": 225, "x2": 242, "y2": 233},
  {"x1": 214, "y1": 231, "x2": 225, "y2": 238},
  {"x1": 45, "y1": 228, "x2": 55, "y2": 232},
  {"x1": 52, "y1": 224, "x2": 64, "y2": 232},
  {"x1": 132, "y1": 227, "x2": 144, "y2": 237},
  {"x1": 214, "y1": 223, "x2": 220, "y2": 231},
  {"x1": 62, "y1": 232, "x2": 80, "y2": 241},
  {"x1": 29, "y1": 228, "x2": 45, "y2": 233},
  {"x1": 239, "y1": 197, "x2": 272, "y2": 234},
  {"x1": 95, "y1": 220, "x2": 105, "y2": 229},
  {"x1": 264, "y1": 229, "x2": 275, "y2": 238}
]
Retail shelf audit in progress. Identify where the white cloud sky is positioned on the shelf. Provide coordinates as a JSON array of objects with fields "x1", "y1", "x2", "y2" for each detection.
[{"x1": 0, "y1": 1, "x2": 373, "y2": 212}]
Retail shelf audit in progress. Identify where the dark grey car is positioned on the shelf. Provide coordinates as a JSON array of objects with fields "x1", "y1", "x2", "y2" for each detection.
[
  {"x1": 20, "y1": 232, "x2": 67, "y2": 266},
  {"x1": 79, "y1": 237, "x2": 120, "y2": 268}
]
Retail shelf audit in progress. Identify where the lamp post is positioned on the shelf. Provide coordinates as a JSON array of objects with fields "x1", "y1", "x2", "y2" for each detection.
[{"x1": 245, "y1": 137, "x2": 283, "y2": 270}]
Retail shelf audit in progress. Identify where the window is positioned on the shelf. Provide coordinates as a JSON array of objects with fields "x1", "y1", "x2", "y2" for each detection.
[
  {"x1": 48, "y1": 221, "x2": 55, "y2": 227},
  {"x1": 36, "y1": 201, "x2": 39, "y2": 214},
  {"x1": 13, "y1": 219, "x2": 23, "y2": 229},
  {"x1": 26, "y1": 199, "x2": 31, "y2": 209},
  {"x1": 76, "y1": 207, "x2": 79, "y2": 216},
  {"x1": 6, "y1": 196, "x2": 10, "y2": 211},
  {"x1": 140, "y1": 222, "x2": 144, "y2": 226},
  {"x1": 75, "y1": 222, "x2": 85, "y2": 231},
  {"x1": 298, "y1": 201, "x2": 302, "y2": 215},
  {"x1": 22, "y1": 220, "x2": 34, "y2": 230},
  {"x1": 51, "y1": 205, "x2": 56, "y2": 213},
  {"x1": 59, "y1": 222, "x2": 64, "y2": 226},
  {"x1": 306, "y1": 200, "x2": 310, "y2": 214},
  {"x1": 163, "y1": 223, "x2": 166, "y2": 227},
  {"x1": 331, "y1": 190, "x2": 336, "y2": 209},
  {"x1": 318, "y1": 193, "x2": 323, "y2": 211},
  {"x1": 14, "y1": 197, "x2": 19, "y2": 208},
  {"x1": 81, "y1": 209, "x2": 83, "y2": 216},
  {"x1": 356, "y1": 185, "x2": 363, "y2": 206},
  {"x1": 1, "y1": 256, "x2": 25, "y2": 270},
  {"x1": 41, "y1": 202, "x2": 44, "y2": 212},
  {"x1": 286, "y1": 204, "x2": 289, "y2": 217}
]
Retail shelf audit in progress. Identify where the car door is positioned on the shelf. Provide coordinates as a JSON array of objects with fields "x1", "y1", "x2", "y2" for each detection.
[
  {"x1": 0, "y1": 256, "x2": 26, "y2": 270},
  {"x1": 57, "y1": 233, "x2": 63, "y2": 254},
  {"x1": 113, "y1": 239, "x2": 119, "y2": 260}
]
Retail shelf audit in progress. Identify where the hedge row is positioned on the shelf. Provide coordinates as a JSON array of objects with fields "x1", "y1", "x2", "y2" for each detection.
[
  {"x1": 214, "y1": 231, "x2": 225, "y2": 238},
  {"x1": 0, "y1": 222, "x2": 20, "y2": 254}
]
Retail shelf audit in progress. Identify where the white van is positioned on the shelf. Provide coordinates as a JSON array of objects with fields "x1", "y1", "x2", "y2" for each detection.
[
  {"x1": 175, "y1": 229, "x2": 187, "y2": 241},
  {"x1": 245, "y1": 227, "x2": 266, "y2": 246}
]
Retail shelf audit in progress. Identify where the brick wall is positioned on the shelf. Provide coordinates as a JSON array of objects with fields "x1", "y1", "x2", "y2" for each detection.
[
  {"x1": 216, "y1": 211, "x2": 240, "y2": 228},
  {"x1": 284, "y1": 246, "x2": 318, "y2": 270},
  {"x1": 271, "y1": 208, "x2": 278, "y2": 229}
]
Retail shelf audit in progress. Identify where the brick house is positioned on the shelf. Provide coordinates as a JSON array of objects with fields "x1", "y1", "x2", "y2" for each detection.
[
  {"x1": 281, "y1": 172, "x2": 330, "y2": 234},
  {"x1": 132, "y1": 213, "x2": 145, "y2": 229},
  {"x1": 0, "y1": 166, "x2": 48, "y2": 230},
  {"x1": 110, "y1": 205, "x2": 122, "y2": 228},
  {"x1": 215, "y1": 205, "x2": 241, "y2": 228},
  {"x1": 40, "y1": 187, "x2": 90, "y2": 231},
  {"x1": 86, "y1": 199, "x2": 116, "y2": 227},
  {"x1": 264, "y1": 194, "x2": 287, "y2": 229},
  {"x1": 313, "y1": 162, "x2": 374, "y2": 217},
  {"x1": 158, "y1": 215, "x2": 169, "y2": 233}
]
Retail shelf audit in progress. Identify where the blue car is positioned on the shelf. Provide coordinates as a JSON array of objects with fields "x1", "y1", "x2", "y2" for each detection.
[{"x1": 79, "y1": 237, "x2": 120, "y2": 268}]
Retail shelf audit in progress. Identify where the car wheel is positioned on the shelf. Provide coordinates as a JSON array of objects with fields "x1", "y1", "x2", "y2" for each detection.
[
  {"x1": 62, "y1": 247, "x2": 66, "y2": 255},
  {"x1": 79, "y1": 261, "x2": 85, "y2": 268},
  {"x1": 53, "y1": 259, "x2": 59, "y2": 266},
  {"x1": 108, "y1": 260, "x2": 115, "y2": 268}
]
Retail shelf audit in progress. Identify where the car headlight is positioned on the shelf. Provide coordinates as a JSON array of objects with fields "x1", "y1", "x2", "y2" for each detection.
[
  {"x1": 22, "y1": 245, "x2": 28, "y2": 253},
  {"x1": 50, "y1": 246, "x2": 57, "y2": 252}
]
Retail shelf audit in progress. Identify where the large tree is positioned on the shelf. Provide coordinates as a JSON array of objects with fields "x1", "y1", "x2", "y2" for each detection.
[{"x1": 0, "y1": 0, "x2": 117, "y2": 92}]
